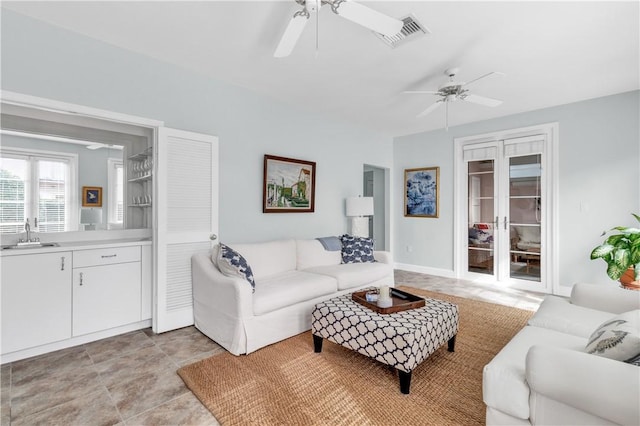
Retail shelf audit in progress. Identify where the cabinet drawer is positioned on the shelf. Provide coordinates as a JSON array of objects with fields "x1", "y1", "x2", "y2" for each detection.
[{"x1": 73, "y1": 246, "x2": 141, "y2": 268}]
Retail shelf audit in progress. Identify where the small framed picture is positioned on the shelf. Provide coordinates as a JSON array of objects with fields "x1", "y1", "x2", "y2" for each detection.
[
  {"x1": 263, "y1": 155, "x2": 316, "y2": 213},
  {"x1": 404, "y1": 167, "x2": 439, "y2": 218},
  {"x1": 82, "y1": 186, "x2": 103, "y2": 207}
]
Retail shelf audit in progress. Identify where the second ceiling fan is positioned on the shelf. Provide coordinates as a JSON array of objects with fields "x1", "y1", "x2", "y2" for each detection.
[
  {"x1": 404, "y1": 68, "x2": 505, "y2": 130},
  {"x1": 274, "y1": 0, "x2": 404, "y2": 58}
]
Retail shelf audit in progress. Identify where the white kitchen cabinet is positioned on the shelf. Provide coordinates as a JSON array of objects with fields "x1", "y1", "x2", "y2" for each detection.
[
  {"x1": 1, "y1": 251, "x2": 72, "y2": 354},
  {"x1": 72, "y1": 246, "x2": 142, "y2": 336},
  {"x1": 1, "y1": 240, "x2": 152, "y2": 363}
]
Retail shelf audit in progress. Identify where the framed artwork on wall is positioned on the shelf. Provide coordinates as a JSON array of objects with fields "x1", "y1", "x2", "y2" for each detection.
[
  {"x1": 82, "y1": 186, "x2": 103, "y2": 207},
  {"x1": 404, "y1": 166, "x2": 439, "y2": 218},
  {"x1": 263, "y1": 155, "x2": 316, "y2": 213}
]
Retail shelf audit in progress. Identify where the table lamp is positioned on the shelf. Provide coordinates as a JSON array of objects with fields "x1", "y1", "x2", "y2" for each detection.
[
  {"x1": 80, "y1": 208, "x2": 102, "y2": 231},
  {"x1": 346, "y1": 196, "x2": 374, "y2": 238}
]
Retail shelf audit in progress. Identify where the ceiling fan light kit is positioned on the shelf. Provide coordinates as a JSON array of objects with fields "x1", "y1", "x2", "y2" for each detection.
[{"x1": 274, "y1": 0, "x2": 403, "y2": 58}]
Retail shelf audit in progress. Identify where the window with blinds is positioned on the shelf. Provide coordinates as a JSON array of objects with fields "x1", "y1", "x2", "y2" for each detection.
[
  {"x1": 107, "y1": 158, "x2": 124, "y2": 226},
  {"x1": 0, "y1": 149, "x2": 75, "y2": 233}
]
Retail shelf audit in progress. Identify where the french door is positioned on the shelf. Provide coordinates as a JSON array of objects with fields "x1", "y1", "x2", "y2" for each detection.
[{"x1": 456, "y1": 125, "x2": 557, "y2": 293}]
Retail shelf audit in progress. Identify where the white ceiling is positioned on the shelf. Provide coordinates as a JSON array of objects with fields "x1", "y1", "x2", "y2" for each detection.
[{"x1": 3, "y1": 1, "x2": 639, "y2": 137}]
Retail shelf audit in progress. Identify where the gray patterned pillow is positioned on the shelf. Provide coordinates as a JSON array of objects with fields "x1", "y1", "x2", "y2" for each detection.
[
  {"x1": 339, "y1": 234, "x2": 375, "y2": 264},
  {"x1": 585, "y1": 309, "x2": 640, "y2": 365},
  {"x1": 216, "y1": 243, "x2": 255, "y2": 292}
]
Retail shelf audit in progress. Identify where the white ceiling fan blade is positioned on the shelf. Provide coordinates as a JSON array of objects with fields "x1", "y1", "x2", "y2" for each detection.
[
  {"x1": 417, "y1": 101, "x2": 442, "y2": 118},
  {"x1": 332, "y1": 0, "x2": 403, "y2": 37},
  {"x1": 274, "y1": 10, "x2": 310, "y2": 58},
  {"x1": 403, "y1": 90, "x2": 441, "y2": 95},
  {"x1": 463, "y1": 71, "x2": 505, "y2": 87},
  {"x1": 464, "y1": 94, "x2": 503, "y2": 107}
]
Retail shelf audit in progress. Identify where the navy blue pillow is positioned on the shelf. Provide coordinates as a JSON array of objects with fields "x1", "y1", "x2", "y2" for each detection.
[
  {"x1": 339, "y1": 234, "x2": 375, "y2": 264},
  {"x1": 217, "y1": 243, "x2": 256, "y2": 292}
]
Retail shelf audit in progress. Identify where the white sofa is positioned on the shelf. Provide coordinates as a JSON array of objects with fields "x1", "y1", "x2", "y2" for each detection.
[
  {"x1": 191, "y1": 238, "x2": 394, "y2": 355},
  {"x1": 483, "y1": 283, "x2": 640, "y2": 425}
]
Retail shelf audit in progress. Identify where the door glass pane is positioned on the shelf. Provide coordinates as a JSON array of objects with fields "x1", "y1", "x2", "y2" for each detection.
[
  {"x1": 509, "y1": 155, "x2": 541, "y2": 281},
  {"x1": 468, "y1": 160, "x2": 494, "y2": 274}
]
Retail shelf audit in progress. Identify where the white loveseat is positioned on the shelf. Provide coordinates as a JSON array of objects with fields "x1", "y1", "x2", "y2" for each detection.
[
  {"x1": 191, "y1": 238, "x2": 394, "y2": 355},
  {"x1": 483, "y1": 283, "x2": 640, "y2": 425}
]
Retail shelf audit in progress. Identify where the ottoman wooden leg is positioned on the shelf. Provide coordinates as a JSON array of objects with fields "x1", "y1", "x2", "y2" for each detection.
[
  {"x1": 448, "y1": 334, "x2": 456, "y2": 352},
  {"x1": 398, "y1": 370, "x2": 412, "y2": 394},
  {"x1": 313, "y1": 334, "x2": 323, "y2": 353}
]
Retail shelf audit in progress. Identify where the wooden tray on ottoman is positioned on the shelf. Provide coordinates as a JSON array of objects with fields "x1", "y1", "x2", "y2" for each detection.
[{"x1": 352, "y1": 288, "x2": 425, "y2": 314}]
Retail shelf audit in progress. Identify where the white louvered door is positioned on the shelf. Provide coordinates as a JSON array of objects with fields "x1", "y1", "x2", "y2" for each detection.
[{"x1": 153, "y1": 128, "x2": 219, "y2": 333}]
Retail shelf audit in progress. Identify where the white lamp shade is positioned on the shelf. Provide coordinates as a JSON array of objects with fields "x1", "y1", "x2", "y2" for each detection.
[
  {"x1": 80, "y1": 208, "x2": 102, "y2": 224},
  {"x1": 346, "y1": 196, "x2": 374, "y2": 217}
]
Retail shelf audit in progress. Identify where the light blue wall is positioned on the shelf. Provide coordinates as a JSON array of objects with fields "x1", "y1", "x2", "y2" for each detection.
[
  {"x1": 1, "y1": 9, "x2": 393, "y2": 243},
  {"x1": 394, "y1": 90, "x2": 640, "y2": 290}
]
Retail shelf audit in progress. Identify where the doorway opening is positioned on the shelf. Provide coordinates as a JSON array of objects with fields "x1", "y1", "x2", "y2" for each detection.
[{"x1": 363, "y1": 164, "x2": 390, "y2": 251}]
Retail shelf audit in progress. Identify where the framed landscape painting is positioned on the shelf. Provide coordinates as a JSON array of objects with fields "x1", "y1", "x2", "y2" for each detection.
[
  {"x1": 263, "y1": 155, "x2": 316, "y2": 213},
  {"x1": 404, "y1": 167, "x2": 439, "y2": 218}
]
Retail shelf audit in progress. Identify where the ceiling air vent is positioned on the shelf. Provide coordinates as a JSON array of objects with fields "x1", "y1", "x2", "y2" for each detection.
[{"x1": 375, "y1": 14, "x2": 430, "y2": 48}]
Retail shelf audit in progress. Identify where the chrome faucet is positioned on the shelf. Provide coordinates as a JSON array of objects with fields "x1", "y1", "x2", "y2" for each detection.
[{"x1": 17, "y1": 219, "x2": 40, "y2": 246}]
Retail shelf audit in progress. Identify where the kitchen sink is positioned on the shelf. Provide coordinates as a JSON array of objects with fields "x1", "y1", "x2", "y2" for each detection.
[{"x1": 2, "y1": 242, "x2": 60, "y2": 250}]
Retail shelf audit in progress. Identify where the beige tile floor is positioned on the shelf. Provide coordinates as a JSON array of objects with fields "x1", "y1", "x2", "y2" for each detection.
[{"x1": 0, "y1": 270, "x2": 544, "y2": 425}]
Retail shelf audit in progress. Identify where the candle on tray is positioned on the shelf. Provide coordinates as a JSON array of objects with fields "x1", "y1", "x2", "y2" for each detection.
[{"x1": 377, "y1": 285, "x2": 393, "y2": 308}]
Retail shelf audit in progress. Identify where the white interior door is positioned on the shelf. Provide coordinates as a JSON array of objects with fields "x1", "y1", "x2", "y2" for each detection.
[{"x1": 153, "y1": 127, "x2": 219, "y2": 333}]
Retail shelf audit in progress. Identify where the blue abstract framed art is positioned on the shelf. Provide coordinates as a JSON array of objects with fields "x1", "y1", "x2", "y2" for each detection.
[{"x1": 404, "y1": 166, "x2": 439, "y2": 218}]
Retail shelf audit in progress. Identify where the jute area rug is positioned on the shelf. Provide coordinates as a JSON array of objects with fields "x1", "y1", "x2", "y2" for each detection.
[{"x1": 178, "y1": 287, "x2": 533, "y2": 426}]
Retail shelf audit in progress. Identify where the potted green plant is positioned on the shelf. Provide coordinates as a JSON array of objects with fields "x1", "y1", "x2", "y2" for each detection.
[{"x1": 590, "y1": 213, "x2": 640, "y2": 290}]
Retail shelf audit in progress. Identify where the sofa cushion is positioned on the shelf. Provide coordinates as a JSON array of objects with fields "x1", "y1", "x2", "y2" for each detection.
[
  {"x1": 528, "y1": 295, "x2": 616, "y2": 338},
  {"x1": 227, "y1": 240, "x2": 297, "y2": 280},
  {"x1": 253, "y1": 270, "x2": 338, "y2": 316},
  {"x1": 303, "y1": 261, "x2": 392, "y2": 290},
  {"x1": 514, "y1": 225, "x2": 540, "y2": 244},
  {"x1": 585, "y1": 309, "x2": 640, "y2": 365},
  {"x1": 296, "y1": 239, "x2": 341, "y2": 270},
  {"x1": 217, "y1": 243, "x2": 255, "y2": 292},
  {"x1": 482, "y1": 326, "x2": 586, "y2": 420},
  {"x1": 339, "y1": 234, "x2": 375, "y2": 264}
]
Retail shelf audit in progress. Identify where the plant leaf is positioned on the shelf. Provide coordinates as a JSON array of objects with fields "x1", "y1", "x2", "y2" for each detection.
[
  {"x1": 612, "y1": 226, "x2": 640, "y2": 234},
  {"x1": 606, "y1": 234, "x2": 626, "y2": 246},
  {"x1": 613, "y1": 249, "x2": 630, "y2": 269},
  {"x1": 607, "y1": 263, "x2": 626, "y2": 280},
  {"x1": 591, "y1": 244, "x2": 615, "y2": 259}
]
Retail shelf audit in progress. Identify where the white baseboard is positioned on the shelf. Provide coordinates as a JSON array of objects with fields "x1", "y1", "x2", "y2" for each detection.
[
  {"x1": 1, "y1": 319, "x2": 152, "y2": 364},
  {"x1": 394, "y1": 263, "x2": 457, "y2": 279}
]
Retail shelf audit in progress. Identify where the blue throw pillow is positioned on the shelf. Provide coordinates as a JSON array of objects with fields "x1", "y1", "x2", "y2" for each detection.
[
  {"x1": 339, "y1": 234, "x2": 375, "y2": 264},
  {"x1": 216, "y1": 243, "x2": 255, "y2": 292}
]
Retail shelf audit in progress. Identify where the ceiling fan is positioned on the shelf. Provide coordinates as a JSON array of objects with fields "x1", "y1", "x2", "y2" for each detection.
[
  {"x1": 274, "y1": 0, "x2": 404, "y2": 58},
  {"x1": 404, "y1": 68, "x2": 505, "y2": 130}
]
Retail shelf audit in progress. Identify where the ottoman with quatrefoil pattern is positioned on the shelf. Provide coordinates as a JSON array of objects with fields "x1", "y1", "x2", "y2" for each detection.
[{"x1": 311, "y1": 292, "x2": 459, "y2": 394}]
